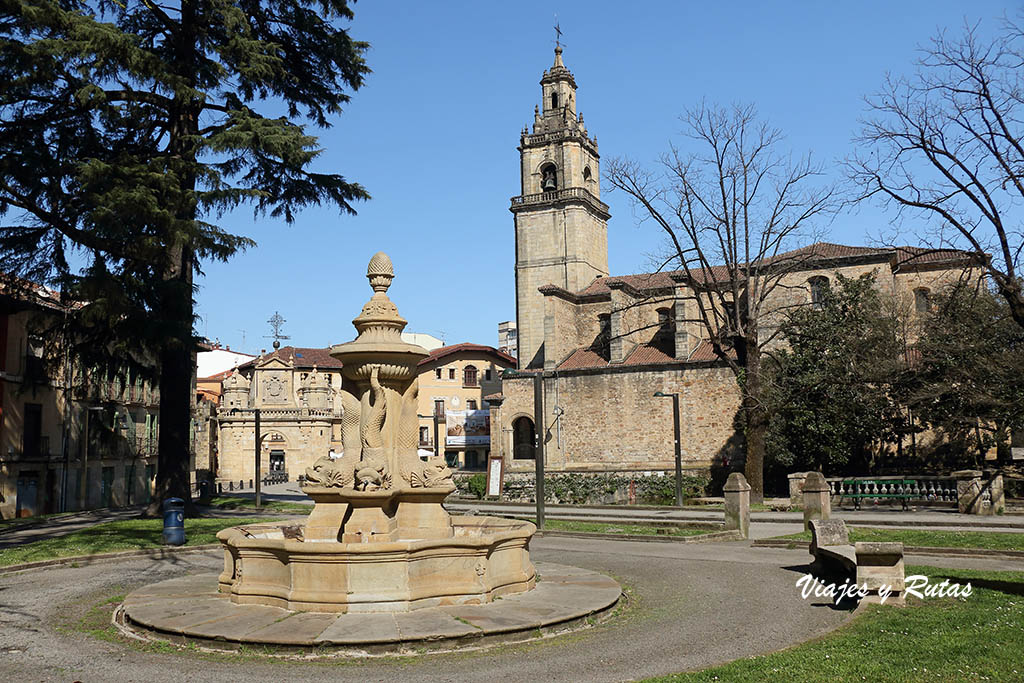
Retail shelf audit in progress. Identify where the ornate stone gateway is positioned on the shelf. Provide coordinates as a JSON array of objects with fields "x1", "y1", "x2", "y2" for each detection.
[{"x1": 212, "y1": 254, "x2": 539, "y2": 613}]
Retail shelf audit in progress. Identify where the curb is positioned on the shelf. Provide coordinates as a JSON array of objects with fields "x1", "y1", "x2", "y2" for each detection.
[
  {"x1": 488, "y1": 514, "x2": 722, "y2": 530},
  {"x1": 751, "y1": 538, "x2": 1024, "y2": 559},
  {"x1": 537, "y1": 529, "x2": 744, "y2": 544},
  {"x1": 0, "y1": 544, "x2": 222, "y2": 575}
]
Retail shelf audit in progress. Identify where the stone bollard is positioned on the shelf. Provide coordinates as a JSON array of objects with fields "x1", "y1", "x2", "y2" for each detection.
[
  {"x1": 954, "y1": 470, "x2": 984, "y2": 514},
  {"x1": 987, "y1": 471, "x2": 1006, "y2": 515},
  {"x1": 723, "y1": 472, "x2": 751, "y2": 539},
  {"x1": 856, "y1": 542, "x2": 905, "y2": 606},
  {"x1": 788, "y1": 472, "x2": 809, "y2": 506},
  {"x1": 802, "y1": 472, "x2": 831, "y2": 531}
]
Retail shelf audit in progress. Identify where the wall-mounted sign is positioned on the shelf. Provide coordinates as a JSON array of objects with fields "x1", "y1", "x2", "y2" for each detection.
[{"x1": 446, "y1": 410, "x2": 490, "y2": 446}]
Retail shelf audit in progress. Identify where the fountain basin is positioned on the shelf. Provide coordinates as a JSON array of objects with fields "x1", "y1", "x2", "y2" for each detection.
[{"x1": 216, "y1": 516, "x2": 536, "y2": 613}]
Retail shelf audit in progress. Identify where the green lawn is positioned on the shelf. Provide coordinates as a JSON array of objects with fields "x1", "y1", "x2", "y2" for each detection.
[
  {"x1": 205, "y1": 495, "x2": 313, "y2": 515},
  {"x1": 774, "y1": 527, "x2": 1024, "y2": 552},
  {"x1": 0, "y1": 517, "x2": 285, "y2": 567},
  {"x1": 540, "y1": 518, "x2": 715, "y2": 537},
  {"x1": 647, "y1": 565, "x2": 1024, "y2": 682}
]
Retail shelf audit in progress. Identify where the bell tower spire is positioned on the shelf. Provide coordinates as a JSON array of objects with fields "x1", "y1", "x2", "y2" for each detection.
[{"x1": 510, "y1": 46, "x2": 610, "y2": 370}]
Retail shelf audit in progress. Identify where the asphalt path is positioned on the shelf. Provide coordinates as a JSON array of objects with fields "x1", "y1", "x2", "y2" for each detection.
[{"x1": 2, "y1": 535, "x2": 1019, "y2": 682}]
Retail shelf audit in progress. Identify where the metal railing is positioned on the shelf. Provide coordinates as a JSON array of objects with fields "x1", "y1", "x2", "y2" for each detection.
[
  {"x1": 510, "y1": 187, "x2": 609, "y2": 213},
  {"x1": 263, "y1": 470, "x2": 288, "y2": 485},
  {"x1": 826, "y1": 475, "x2": 958, "y2": 508}
]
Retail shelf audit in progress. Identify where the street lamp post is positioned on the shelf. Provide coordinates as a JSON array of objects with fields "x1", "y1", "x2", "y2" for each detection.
[
  {"x1": 80, "y1": 406, "x2": 106, "y2": 510},
  {"x1": 533, "y1": 372, "x2": 545, "y2": 529},
  {"x1": 229, "y1": 407, "x2": 262, "y2": 508},
  {"x1": 653, "y1": 391, "x2": 683, "y2": 507},
  {"x1": 433, "y1": 412, "x2": 443, "y2": 461}
]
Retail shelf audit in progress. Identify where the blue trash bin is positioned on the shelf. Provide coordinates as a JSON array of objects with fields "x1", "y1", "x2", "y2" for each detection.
[{"x1": 162, "y1": 497, "x2": 185, "y2": 546}]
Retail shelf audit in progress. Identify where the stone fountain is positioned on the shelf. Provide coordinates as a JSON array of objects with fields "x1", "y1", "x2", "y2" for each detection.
[
  {"x1": 119, "y1": 253, "x2": 618, "y2": 652},
  {"x1": 214, "y1": 253, "x2": 537, "y2": 613}
]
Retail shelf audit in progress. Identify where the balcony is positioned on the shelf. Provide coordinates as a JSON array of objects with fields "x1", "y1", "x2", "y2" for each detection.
[{"x1": 510, "y1": 187, "x2": 610, "y2": 219}]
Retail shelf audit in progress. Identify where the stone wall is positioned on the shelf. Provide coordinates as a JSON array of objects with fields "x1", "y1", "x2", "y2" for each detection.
[{"x1": 493, "y1": 362, "x2": 742, "y2": 478}]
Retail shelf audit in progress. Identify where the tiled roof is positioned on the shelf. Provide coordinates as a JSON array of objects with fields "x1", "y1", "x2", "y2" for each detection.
[
  {"x1": 894, "y1": 246, "x2": 977, "y2": 266},
  {"x1": 686, "y1": 340, "x2": 736, "y2": 362},
  {"x1": 555, "y1": 339, "x2": 734, "y2": 370},
  {"x1": 622, "y1": 343, "x2": 676, "y2": 365},
  {"x1": 572, "y1": 242, "x2": 978, "y2": 298},
  {"x1": 418, "y1": 343, "x2": 517, "y2": 367},
  {"x1": 198, "y1": 368, "x2": 235, "y2": 382},
  {"x1": 238, "y1": 346, "x2": 344, "y2": 370},
  {"x1": 557, "y1": 347, "x2": 609, "y2": 370},
  {"x1": 767, "y1": 242, "x2": 892, "y2": 262},
  {"x1": 576, "y1": 266, "x2": 732, "y2": 297}
]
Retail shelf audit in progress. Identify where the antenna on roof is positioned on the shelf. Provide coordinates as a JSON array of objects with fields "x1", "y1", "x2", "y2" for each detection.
[{"x1": 265, "y1": 311, "x2": 290, "y2": 350}]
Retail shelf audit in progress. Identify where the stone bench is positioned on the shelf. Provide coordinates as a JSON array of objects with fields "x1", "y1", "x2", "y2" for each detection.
[
  {"x1": 809, "y1": 518, "x2": 856, "y2": 575},
  {"x1": 808, "y1": 519, "x2": 905, "y2": 606},
  {"x1": 855, "y1": 542, "x2": 905, "y2": 606}
]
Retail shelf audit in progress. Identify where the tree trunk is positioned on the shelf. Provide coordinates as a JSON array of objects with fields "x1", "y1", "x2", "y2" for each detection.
[
  {"x1": 743, "y1": 349, "x2": 766, "y2": 503},
  {"x1": 148, "y1": 246, "x2": 197, "y2": 516},
  {"x1": 147, "y1": 4, "x2": 200, "y2": 517}
]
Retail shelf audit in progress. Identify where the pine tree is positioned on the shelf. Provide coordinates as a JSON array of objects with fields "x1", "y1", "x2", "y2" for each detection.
[{"x1": 0, "y1": 0, "x2": 369, "y2": 511}]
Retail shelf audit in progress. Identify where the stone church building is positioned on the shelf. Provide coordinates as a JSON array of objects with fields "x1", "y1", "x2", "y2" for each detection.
[
  {"x1": 216, "y1": 346, "x2": 346, "y2": 485},
  {"x1": 487, "y1": 47, "x2": 976, "y2": 481}
]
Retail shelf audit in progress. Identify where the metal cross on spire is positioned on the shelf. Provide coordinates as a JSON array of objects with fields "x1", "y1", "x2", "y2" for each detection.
[
  {"x1": 265, "y1": 311, "x2": 290, "y2": 350},
  {"x1": 554, "y1": 17, "x2": 565, "y2": 49}
]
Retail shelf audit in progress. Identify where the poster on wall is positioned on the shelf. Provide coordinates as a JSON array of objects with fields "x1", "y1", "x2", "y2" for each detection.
[{"x1": 446, "y1": 410, "x2": 491, "y2": 446}]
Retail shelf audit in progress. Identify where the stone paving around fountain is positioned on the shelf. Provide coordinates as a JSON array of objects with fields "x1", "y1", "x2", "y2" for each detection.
[{"x1": 120, "y1": 561, "x2": 621, "y2": 651}]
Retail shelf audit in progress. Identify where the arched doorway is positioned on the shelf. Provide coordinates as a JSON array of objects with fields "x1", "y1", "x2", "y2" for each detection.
[
  {"x1": 512, "y1": 416, "x2": 536, "y2": 460},
  {"x1": 261, "y1": 432, "x2": 288, "y2": 479}
]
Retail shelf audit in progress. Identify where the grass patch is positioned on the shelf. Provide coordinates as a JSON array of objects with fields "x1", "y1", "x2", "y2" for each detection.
[
  {"x1": 540, "y1": 519, "x2": 714, "y2": 537},
  {"x1": 646, "y1": 565, "x2": 1024, "y2": 682},
  {"x1": 0, "y1": 516, "x2": 285, "y2": 567},
  {"x1": 773, "y1": 527, "x2": 1024, "y2": 552},
  {"x1": 206, "y1": 495, "x2": 312, "y2": 515}
]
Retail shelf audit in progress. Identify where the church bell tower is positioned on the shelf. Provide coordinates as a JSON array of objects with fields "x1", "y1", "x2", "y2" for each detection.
[{"x1": 511, "y1": 46, "x2": 610, "y2": 369}]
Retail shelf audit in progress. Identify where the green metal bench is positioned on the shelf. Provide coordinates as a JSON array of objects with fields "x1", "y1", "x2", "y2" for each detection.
[{"x1": 837, "y1": 480, "x2": 915, "y2": 511}]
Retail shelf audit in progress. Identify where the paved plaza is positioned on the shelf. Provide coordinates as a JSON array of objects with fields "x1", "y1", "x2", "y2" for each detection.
[{"x1": 0, "y1": 532, "x2": 1019, "y2": 682}]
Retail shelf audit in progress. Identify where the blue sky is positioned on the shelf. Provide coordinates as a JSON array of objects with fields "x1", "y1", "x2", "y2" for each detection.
[{"x1": 195, "y1": 0, "x2": 1014, "y2": 354}]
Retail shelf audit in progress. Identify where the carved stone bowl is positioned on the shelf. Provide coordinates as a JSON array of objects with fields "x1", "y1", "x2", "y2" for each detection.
[{"x1": 216, "y1": 516, "x2": 536, "y2": 613}]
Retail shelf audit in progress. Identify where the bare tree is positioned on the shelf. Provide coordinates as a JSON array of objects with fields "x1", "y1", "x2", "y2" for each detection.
[
  {"x1": 852, "y1": 20, "x2": 1024, "y2": 328},
  {"x1": 606, "y1": 103, "x2": 834, "y2": 501}
]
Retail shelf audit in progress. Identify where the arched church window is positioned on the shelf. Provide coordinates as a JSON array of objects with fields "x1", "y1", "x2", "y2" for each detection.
[
  {"x1": 551, "y1": 92, "x2": 558, "y2": 109},
  {"x1": 583, "y1": 166, "x2": 592, "y2": 185},
  {"x1": 541, "y1": 163, "x2": 557, "y2": 192},
  {"x1": 808, "y1": 276, "x2": 828, "y2": 310},
  {"x1": 914, "y1": 287, "x2": 931, "y2": 313}
]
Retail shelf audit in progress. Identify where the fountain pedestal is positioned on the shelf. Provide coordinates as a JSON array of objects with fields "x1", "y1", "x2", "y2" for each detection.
[{"x1": 302, "y1": 486, "x2": 457, "y2": 543}]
